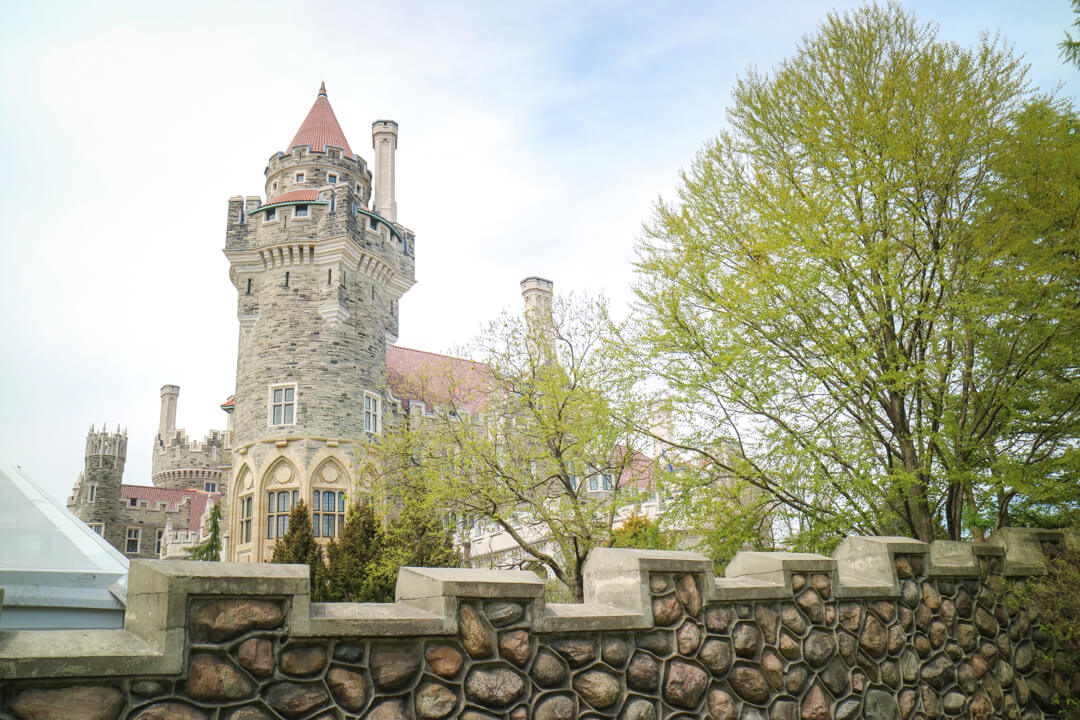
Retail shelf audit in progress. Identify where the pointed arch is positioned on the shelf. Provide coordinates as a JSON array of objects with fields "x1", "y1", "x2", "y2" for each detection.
[{"x1": 311, "y1": 457, "x2": 349, "y2": 539}]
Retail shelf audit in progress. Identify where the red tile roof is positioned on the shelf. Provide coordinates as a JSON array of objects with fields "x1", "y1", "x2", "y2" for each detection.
[
  {"x1": 262, "y1": 189, "x2": 320, "y2": 207},
  {"x1": 120, "y1": 485, "x2": 221, "y2": 532},
  {"x1": 220, "y1": 395, "x2": 235, "y2": 410},
  {"x1": 387, "y1": 346, "x2": 490, "y2": 414},
  {"x1": 288, "y1": 83, "x2": 354, "y2": 158}
]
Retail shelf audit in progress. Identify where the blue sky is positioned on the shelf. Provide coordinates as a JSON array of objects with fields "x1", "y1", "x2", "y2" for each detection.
[{"x1": 0, "y1": 0, "x2": 1076, "y2": 505}]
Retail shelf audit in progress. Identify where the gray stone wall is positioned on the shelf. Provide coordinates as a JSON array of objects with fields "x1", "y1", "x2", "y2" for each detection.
[
  {"x1": 0, "y1": 529, "x2": 1072, "y2": 720},
  {"x1": 225, "y1": 183, "x2": 413, "y2": 450}
]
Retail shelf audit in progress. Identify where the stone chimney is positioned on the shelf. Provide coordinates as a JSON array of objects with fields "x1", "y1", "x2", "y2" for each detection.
[
  {"x1": 159, "y1": 385, "x2": 180, "y2": 441},
  {"x1": 520, "y1": 277, "x2": 554, "y2": 360},
  {"x1": 372, "y1": 120, "x2": 398, "y2": 222}
]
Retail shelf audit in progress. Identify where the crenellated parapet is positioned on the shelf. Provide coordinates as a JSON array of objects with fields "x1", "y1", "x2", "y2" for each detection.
[{"x1": 0, "y1": 531, "x2": 1072, "y2": 719}]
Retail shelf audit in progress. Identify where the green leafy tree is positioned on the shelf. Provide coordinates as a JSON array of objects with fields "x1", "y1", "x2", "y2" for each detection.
[
  {"x1": 632, "y1": 4, "x2": 1080, "y2": 547},
  {"x1": 325, "y1": 492, "x2": 460, "y2": 603},
  {"x1": 611, "y1": 514, "x2": 670, "y2": 550},
  {"x1": 380, "y1": 293, "x2": 652, "y2": 601},
  {"x1": 1062, "y1": 0, "x2": 1080, "y2": 67},
  {"x1": 365, "y1": 485, "x2": 460, "y2": 602},
  {"x1": 271, "y1": 500, "x2": 327, "y2": 600},
  {"x1": 188, "y1": 501, "x2": 222, "y2": 561}
]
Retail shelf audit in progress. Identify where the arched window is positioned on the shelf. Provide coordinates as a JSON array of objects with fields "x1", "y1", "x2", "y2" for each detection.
[
  {"x1": 312, "y1": 489, "x2": 346, "y2": 538},
  {"x1": 267, "y1": 489, "x2": 298, "y2": 539}
]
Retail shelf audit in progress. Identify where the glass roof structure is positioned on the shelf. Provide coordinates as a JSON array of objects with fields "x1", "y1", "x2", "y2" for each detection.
[{"x1": 0, "y1": 464, "x2": 128, "y2": 629}]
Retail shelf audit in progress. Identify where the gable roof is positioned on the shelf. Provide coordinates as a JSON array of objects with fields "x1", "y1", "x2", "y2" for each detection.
[
  {"x1": 387, "y1": 346, "x2": 489, "y2": 414},
  {"x1": 288, "y1": 82, "x2": 354, "y2": 158}
]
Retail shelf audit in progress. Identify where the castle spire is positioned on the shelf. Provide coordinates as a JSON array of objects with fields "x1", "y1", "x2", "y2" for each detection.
[{"x1": 287, "y1": 83, "x2": 353, "y2": 158}]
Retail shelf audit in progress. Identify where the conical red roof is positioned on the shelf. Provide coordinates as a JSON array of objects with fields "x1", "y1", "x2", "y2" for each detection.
[{"x1": 287, "y1": 82, "x2": 354, "y2": 157}]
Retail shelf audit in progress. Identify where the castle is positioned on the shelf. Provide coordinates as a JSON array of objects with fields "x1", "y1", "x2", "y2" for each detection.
[{"x1": 68, "y1": 83, "x2": 504, "y2": 562}]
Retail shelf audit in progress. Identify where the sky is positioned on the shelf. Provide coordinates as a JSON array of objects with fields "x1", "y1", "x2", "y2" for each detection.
[{"x1": 0, "y1": 0, "x2": 1076, "y2": 506}]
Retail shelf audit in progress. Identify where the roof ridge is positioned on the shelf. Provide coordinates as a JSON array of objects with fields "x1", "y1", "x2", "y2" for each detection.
[{"x1": 389, "y1": 345, "x2": 484, "y2": 365}]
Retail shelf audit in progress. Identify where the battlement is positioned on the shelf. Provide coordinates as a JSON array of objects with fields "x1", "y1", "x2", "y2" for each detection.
[
  {"x1": 0, "y1": 530, "x2": 1071, "y2": 720},
  {"x1": 223, "y1": 184, "x2": 415, "y2": 299},
  {"x1": 84, "y1": 424, "x2": 127, "y2": 461}
]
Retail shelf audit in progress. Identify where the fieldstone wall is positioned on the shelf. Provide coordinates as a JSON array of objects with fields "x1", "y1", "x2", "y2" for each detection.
[{"x1": 0, "y1": 529, "x2": 1072, "y2": 720}]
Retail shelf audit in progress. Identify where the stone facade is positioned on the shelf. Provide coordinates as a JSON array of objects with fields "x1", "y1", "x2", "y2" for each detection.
[
  {"x1": 220, "y1": 85, "x2": 416, "y2": 564},
  {"x1": 67, "y1": 426, "x2": 132, "y2": 555},
  {"x1": 0, "y1": 529, "x2": 1072, "y2": 720}
]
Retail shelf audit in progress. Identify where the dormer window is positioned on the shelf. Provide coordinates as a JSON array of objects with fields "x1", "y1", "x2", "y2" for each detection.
[
  {"x1": 328, "y1": 173, "x2": 337, "y2": 184},
  {"x1": 295, "y1": 204, "x2": 309, "y2": 218},
  {"x1": 265, "y1": 208, "x2": 276, "y2": 222},
  {"x1": 296, "y1": 172, "x2": 305, "y2": 183}
]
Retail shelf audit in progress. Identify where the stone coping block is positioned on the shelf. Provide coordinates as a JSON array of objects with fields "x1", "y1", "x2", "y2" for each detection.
[
  {"x1": 396, "y1": 566, "x2": 545, "y2": 601},
  {"x1": 583, "y1": 547, "x2": 714, "y2": 630},
  {"x1": 832, "y1": 536, "x2": 928, "y2": 598},
  {"x1": 0, "y1": 533, "x2": 1064, "y2": 679},
  {"x1": 989, "y1": 527, "x2": 1066, "y2": 575},
  {"x1": 930, "y1": 540, "x2": 1003, "y2": 577}
]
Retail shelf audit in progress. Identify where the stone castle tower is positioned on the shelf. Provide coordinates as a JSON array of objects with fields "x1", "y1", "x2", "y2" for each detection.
[
  {"x1": 68, "y1": 425, "x2": 128, "y2": 550},
  {"x1": 222, "y1": 83, "x2": 415, "y2": 562}
]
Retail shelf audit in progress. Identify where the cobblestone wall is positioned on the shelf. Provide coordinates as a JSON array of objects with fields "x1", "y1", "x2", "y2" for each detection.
[{"x1": 0, "y1": 529, "x2": 1071, "y2": 720}]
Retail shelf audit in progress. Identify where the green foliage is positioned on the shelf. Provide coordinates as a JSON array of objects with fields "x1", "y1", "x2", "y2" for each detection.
[
  {"x1": 324, "y1": 491, "x2": 460, "y2": 603},
  {"x1": 1007, "y1": 533, "x2": 1080, "y2": 716},
  {"x1": 270, "y1": 500, "x2": 327, "y2": 600},
  {"x1": 378, "y1": 293, "x2": 652, "y2": 601},
  {"x1": 324, "y1": 501, "x2": 380, "y2": 602},
  {"x1": 611, "y1": 514, "x2": 670, "y2": 550},
  {"x1": 632, "y1": 3, "x2": 1080, "y2": 547},
  {"x1": 1062, "y1": 0, "x2": 1080, "y2": 67},
  {"x1": 188, "y1": 501, "x2": 222, "y2": 561}
]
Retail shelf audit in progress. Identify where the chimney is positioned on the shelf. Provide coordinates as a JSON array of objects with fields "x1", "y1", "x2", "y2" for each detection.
[
  {"x1": 520, "y1": 276, "x2": 553, "y2": 321},
  {"x1": 159, "y1": 384, "x2": 180, "y2": 441},
  {"x1": 371, "y1": 120, "x2": 398, "y2": 222},
  {"x1": 520, "y1": 277, "x2": 554, "y2": 359}
]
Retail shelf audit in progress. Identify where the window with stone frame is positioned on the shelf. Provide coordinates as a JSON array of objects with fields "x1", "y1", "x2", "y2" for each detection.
[
  {"x1": 89, "y1": 523, "x2": 103, "y2": 536},
  {"x1": 265, "y1": 208, "x2": 276, "y2": 222},
  {"x1": 364, "y1": 392, "x2": 380, "y2": 434},
  {"x1": 267, "y1": 489, "x2": 298, "y2": 540},
  {"x1": 312, "y1": 489, "x2": 346, "y2": 538},
  {"x1": 239, "y1": 495, "x2": 253, "y2": 544},
  {"x1": 88, "y1": 484, "x2": 97, "y2": 502},
  {"x1": 294, "y1": 204, "x2": 309, "y2": 218},
  {"x1": 126, "y1": 527, "x2": 141, "y2": 554},
  {"x1": 269, "y1": 384, "x2": 296, "y2": 426},
  {"x1": 155, "y1": 529, "x2": 164, "y2": 556}
]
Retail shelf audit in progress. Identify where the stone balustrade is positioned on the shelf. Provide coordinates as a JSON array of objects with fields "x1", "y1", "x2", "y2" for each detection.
[{"x1": 0, "y1": 528, "x2": 1071, "y2": 720}]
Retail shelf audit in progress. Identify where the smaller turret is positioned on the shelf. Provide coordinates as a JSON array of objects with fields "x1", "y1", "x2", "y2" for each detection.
[{"x1": 68, "y1": 425, "x2": 128, "y2": 548}]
